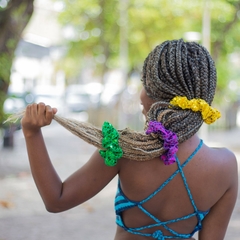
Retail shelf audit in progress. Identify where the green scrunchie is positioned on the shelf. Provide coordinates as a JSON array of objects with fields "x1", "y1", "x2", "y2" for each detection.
[{"x1": 99, "y1": 121, "x2": 123, "y2": 166}]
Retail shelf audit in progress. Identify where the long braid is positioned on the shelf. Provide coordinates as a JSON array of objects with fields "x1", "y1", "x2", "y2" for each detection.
[
  {"x1": 7, "y1": 39, "x2": 217, "y2": 161},
  {"x1": 142, "y1": 39, "x2": 216, "y2": 144}
]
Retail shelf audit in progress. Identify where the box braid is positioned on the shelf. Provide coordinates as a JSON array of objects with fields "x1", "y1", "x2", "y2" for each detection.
[
  {"x1": 142, "y1": 39, "x2": 217, "y2": 144},
  {"x1": 8, "y1": 39, "x2": 217, "y2": 161}
]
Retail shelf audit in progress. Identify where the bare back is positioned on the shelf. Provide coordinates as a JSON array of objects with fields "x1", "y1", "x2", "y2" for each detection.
[
  {"x1": 115, "y1": 135, "x2": 238, "y2": 240},
  {"x1": 20, "y1": 103, "x2": 238, "y2": 240}
]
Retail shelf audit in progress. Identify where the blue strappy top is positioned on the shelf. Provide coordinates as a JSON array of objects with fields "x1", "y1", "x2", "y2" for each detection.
[{"x1": 115, "y1": 140, "x2": 209, "y2": 239}]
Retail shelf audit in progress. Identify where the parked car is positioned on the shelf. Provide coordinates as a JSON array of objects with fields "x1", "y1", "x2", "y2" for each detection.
[
  {"x1": 65, "y1": 85, "x2": 90, "y2": 112},
  {"x1": 3, "y1": 90, "x2": 34, "y2": 115},
  {"x1": 65, "y1": 83, "x2": 103, "y2": 112},
  {"x1": 3, "y1": 91, "x2": 30, "y2": 147},
  {"x1": 3, "y1": 97, "x2": 26, "y2": 115},
  {"x1": 33, "y1": 86, "x2": 65, "y2": 113}
]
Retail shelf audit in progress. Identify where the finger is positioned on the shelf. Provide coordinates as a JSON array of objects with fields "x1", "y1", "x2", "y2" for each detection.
[
  {"x1": 45, "y1": 105, "x2": 54, "y2": 124},
  {"x1": 23, "y1": 104, "x2": 32, "y2": 120},
  {"x1": 52, "y1": 108, "x2": 58, "y2": 115},
  {"x1": 25, "y1": 104, "x2": 32, "y2": 115},
  {"x1": 22, "y1": 103, "x2": 37, "y2": 126},
  {"x1": 30, "y1": 103, "x2": 38, "y2": 118},
  {"x1": 37, "y1": 102, "x2": 46, "y2": 116}
]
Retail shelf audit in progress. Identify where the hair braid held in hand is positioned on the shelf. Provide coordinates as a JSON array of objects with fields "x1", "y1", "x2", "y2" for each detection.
[
  {"x1": 142, "y1": 39, "x2": 216, "y2": 144},
  {"x1": 8, "y1": 39, "x2": 217, "y2": 162}
]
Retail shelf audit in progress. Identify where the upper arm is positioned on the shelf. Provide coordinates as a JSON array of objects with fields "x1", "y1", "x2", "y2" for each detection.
[
  {"x1": 199, "y1": 151, "x2": 238, "y2": 240},
  {"x1": 52, "y1": 149, "x2": 120, "y2": 212}
]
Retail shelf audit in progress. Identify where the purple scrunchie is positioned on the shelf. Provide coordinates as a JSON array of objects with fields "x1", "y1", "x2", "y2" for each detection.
[{"x1": 146, "y1": 121, "x2": 178, "y2": 165}]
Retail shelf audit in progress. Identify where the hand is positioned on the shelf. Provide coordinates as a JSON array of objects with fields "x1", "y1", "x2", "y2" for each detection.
[{"x1": 21, "y1": 103, "x2": 57, "y2": 137}]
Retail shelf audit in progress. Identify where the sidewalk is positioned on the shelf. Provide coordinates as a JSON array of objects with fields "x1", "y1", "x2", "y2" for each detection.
[
  {"x1": 0, "y1": 123, "x2": 239, "y2": 240},
  {"x1": 0, "y1": 123, "x2": 118, "y2": 240}
]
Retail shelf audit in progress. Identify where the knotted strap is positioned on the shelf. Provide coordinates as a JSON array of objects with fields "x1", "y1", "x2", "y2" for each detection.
[{"x1": 152, "y1": 230, "x2": 164, "y2": 240}]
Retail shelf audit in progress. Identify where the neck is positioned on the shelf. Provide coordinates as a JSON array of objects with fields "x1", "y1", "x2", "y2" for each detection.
[{"x1": 179, "y1": 134, "x2": 201, "y2": 148}]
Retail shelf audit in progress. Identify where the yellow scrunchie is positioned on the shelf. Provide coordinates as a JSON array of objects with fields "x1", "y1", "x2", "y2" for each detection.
[{"x1": 170, "y1": 96, "x2": 221, "y2": 124}]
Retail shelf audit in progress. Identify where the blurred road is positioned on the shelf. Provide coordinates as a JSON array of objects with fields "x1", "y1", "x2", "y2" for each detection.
[{"x1": 0, "y1": 120, "x2": 240, "y2": 240}]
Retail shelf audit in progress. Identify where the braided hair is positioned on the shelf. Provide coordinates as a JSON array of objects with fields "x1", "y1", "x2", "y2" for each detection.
[
  {"x1": 142, "y1": 39, "x2": 216, "y2": 144},
  {"x1": 8, "y1": 39, "x2": 217, "y2": 162}
]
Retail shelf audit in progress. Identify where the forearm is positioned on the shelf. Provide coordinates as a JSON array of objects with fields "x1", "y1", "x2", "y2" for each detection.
[{"x1": 24, "y1": 129, "x2": 63, "y2": 211}]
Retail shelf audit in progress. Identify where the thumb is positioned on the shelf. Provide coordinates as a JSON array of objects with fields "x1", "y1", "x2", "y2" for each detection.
[{"x1": 52, "y1": 108, "x2": 58, "y2": 114}]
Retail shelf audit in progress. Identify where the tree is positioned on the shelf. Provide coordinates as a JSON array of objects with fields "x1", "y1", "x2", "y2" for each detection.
[
  {"x1": 56, "y1": 0, "x2": 197, "y2": 82},
  {"x1": 0, "y1": 0, "x2": 34, "y2": 123},
  {"x1": 210, "y1": 0, "x2": 240, "y2": 98},
  {"x1": 56, "y1": 0, "x2": 120, "y2": 83},
  {"x1": 56, "y1": 0, "x2": 240, "y2": 98}
]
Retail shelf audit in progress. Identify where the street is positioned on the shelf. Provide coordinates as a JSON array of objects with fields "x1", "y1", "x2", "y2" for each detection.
[{"x1": 0, "y1": 120, "x2": 117, "y2": 240}]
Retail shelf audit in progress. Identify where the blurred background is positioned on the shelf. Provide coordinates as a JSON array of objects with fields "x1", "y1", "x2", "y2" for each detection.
[{"x1": 0, "y1": 0, "x2": 240, "y2": 239}]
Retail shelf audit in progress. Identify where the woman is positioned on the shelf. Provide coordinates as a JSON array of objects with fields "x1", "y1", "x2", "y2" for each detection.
[{"x1": 20, "y1": 39, "x2": 238, "y2": 239}]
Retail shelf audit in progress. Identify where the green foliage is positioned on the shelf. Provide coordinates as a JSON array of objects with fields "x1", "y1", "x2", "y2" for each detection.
[
  {"x1": 211, "y1": 0, "x2": 239, "y2": 54},
  {"x1": 58, "y1": 0, "x2": 120, "y2": 78},
  {"x1": 56, "y1": 0, "x2": 204, "y2": 78},
  {"x1": 55, "y1": 0, "x2": 240, "y2": 99},
  {"x1": 0, "y1": 49, "x2": 13, "y2": 123},
  {"x1": 127, "y1": 0, "x2": 202, "y2": 69},
  {"x1": 0, "y1": 0, "x2": 34, "y2": 124},
  {"x1": 0, "y1": 53, "x2": 12, "y2": 82},
  {"x1": 0, "y1": 90, "x2": 7, "y2": 125}
]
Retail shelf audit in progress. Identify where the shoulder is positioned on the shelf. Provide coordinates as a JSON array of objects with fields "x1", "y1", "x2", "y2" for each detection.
[
  {"x1": 210, "y1": 147, "x2": 237, "y2": 170},
  {"x1": 198, "y1": 147, "x2": 238, "y2": 240},
  {"x1": 195, "y1": 143, "x2": 238, "y2": 194},
  {"x1": 208, "y1": 146, "x2": 238, "y2": 187}
]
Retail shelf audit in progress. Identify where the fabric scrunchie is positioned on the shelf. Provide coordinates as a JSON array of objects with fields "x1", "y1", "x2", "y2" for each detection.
[
  {"x1": 99, "y1": 122, "x2": 123, "y2": 166},
  {"x1": 170, "y1": 96, "x2": 221, "y2": 124},
  {"x1": 146, "y1": 121, "x2": 178, "y2": 165}
]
